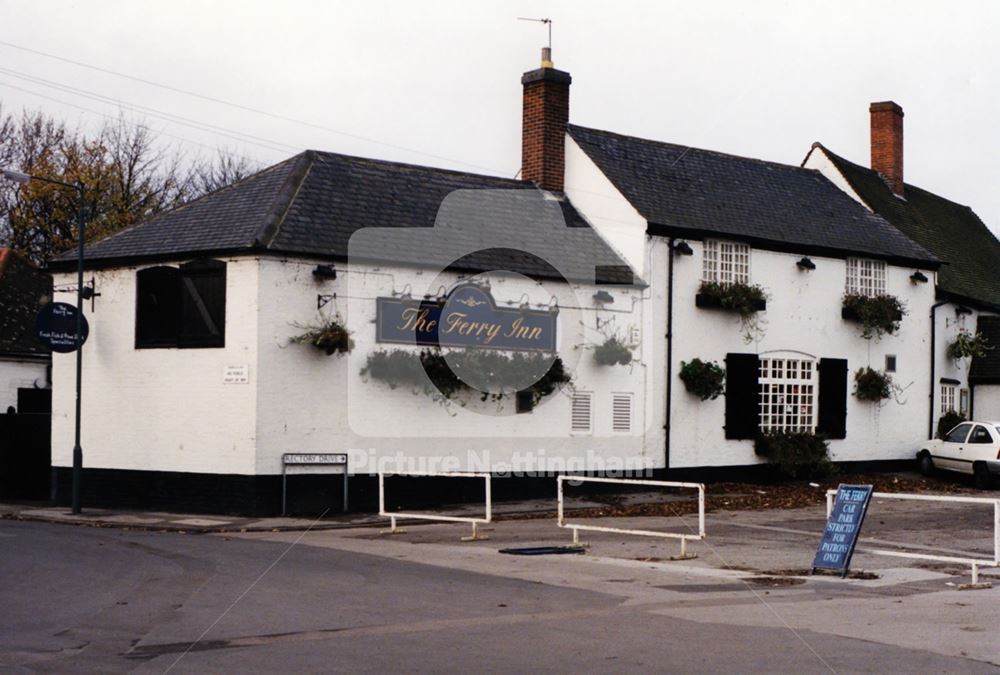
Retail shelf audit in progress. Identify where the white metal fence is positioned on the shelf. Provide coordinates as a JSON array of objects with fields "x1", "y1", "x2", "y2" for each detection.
[
  {"x1": 379, "y1": 471, "x2": 492, "y2": 541},
  {"x1": 826, "y1": 490, "x2": 1000, "y2": 585},
  {"x1": 557, "y1": 476, "x2": 706, "y2": 558}
]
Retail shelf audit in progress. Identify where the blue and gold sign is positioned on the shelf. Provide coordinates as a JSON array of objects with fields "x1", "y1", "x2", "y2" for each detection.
[{"x1": 377, "y1": 284, "x2": 557, "y2": 352}]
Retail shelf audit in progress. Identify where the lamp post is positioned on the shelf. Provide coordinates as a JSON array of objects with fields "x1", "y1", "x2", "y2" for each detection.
[{"x1": 2, "y1": 168, "x2": 87, "y2": 514}]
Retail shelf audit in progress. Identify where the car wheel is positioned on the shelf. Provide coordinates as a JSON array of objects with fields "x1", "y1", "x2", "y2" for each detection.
[
  {"x1": 918, "y1": 452, "x2": 934, "y2": 476},
  {"x1": 973, "y1": 463, "x2": 993, "y2": 490}
]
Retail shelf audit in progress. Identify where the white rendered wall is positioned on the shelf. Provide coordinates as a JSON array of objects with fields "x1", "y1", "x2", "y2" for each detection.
[
  {"x1": 667, "y1": 241, "x2": 937, "y2": 466},
  {"x1": 934, "y1": 304, "x2": 997, "y2": 429},
  {"x1": 0, "y1": 358, "x2": 48, "y2": 411},
  {"x1": 564, "y1": 136, "x2": 649, "y2": 278},
  {"x1": 253, "y1": 258, "x2": 652, "y2": 475},
  {"x1": 802, "y1": 146, "x2": 871, "y2": 210},
  {"x1": 973, "y1": 386, "x2": 1000, "y2": 420},
  {"x1": 51, "y1": 259, "x2": 260, "y2": 474}
]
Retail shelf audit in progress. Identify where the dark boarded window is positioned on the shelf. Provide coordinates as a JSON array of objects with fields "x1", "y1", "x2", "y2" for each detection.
[
  {"x1": 515, "y1": 390, "x2": 534, "y2": 414},
  {"x1": 136, "y1": 260, "x2": 226, "y2": 349}
]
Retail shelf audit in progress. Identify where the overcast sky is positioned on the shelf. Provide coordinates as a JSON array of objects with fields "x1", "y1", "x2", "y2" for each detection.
[{"x1": 1, "y1": 1, "x2": 997, "y2": 234}]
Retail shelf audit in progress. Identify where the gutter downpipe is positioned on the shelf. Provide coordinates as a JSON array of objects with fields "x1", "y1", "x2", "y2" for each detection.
[
  {"x1": 665, "y1": 238, "x2": 675, "y2": 469},
  {"x1": 928, "y1": 299, "x2": 948, "y2": 439}
]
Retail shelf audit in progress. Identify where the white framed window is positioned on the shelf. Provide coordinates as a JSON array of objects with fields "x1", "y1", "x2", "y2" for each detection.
[
  {"x1": 845, "y1": 258, "x2": 887, "y2": 297},
  {"x1": 611, "y1": 393, "x2": 633, "y2": 433},
  {"x1": 703, "y1": 240, "x2": 750, "y2": 286},
  {"x1": 570, "y1": 391, "x2": 593, "y2": 433},
  {"x1": 960, "y1": 388, "x2": 970, "y2": 416},
  {"x1": 759, "y1": 357, "x2": 816, "y2": 433},
  {"x1": 940, "y1": 384, "x2": 957, "y2": 415}
]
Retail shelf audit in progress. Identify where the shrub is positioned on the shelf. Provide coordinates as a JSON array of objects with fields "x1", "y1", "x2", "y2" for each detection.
[
  {"x1": 936, "y1": 410, "x2": 966, "y2": 440},
  {"x1": 947, "y1": 329, "x2": 990, "y2": 360},
  {"x1": 853, "y1": 367, "x2": 892, "y2": 402},
  {"x1": 842, "y1": 293, "x2": 906, "y2": 340},
  {"x1": 678, "y1": 358, "x2": 726, "y2": 400},
  {"x1": 290, "y1": 319, "x2": 354, "y2": 355},
  {"x1": 754, "y1": 431, "x2": 836, "y2": 480}
]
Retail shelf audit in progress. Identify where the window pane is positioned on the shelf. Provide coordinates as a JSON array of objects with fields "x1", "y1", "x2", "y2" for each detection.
[
  {"x1": 178, "y1": 259, "x2": 227, "y2": 348},
  {"x1": 945, "y1": 423, "x2": 972, "y2": 443}
]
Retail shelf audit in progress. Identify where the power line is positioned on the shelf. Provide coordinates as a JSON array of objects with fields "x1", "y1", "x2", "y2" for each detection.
[
  {"x1": 0, "y1": 66, "x2": 300, "y2": 155},
  {"x1": 0, "y1": 38, "x2": 509, "y2": 175},
  {"x1": 0, "y1": 79, "x2": 278, "y2": 165}
]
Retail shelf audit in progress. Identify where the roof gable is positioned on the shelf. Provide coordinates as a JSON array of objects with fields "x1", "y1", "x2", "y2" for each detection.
[
  {"x1": 568, "y1": 125, "x2": 937, "y2": 267},
  {"x1": 813, "y1": 144, "x2": 1000, "y2": 310}
]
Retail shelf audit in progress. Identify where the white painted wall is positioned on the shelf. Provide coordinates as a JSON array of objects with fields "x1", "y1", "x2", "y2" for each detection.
[
  {"x1": 568, "y1": 136, "x2": 939, "y2": 467},
  {"x1": 0, "y1": 358, "x2": 48, "y2": 411},
  {"x1": 973, "y1": 386, "x2": 1000, "y2": 420},
  {"x1": 254, "y1": 258, "x2": 651, "y2": 475},
  {"x1": 564, "y1": 136, "x2": 648, "y2": 279},
  {"x1": 51, "y1": 259, "x2": 260, "y2": 474},
  {"x1": 666, "y1": 242, "x2": 936, "y2": 466},
  {"x1": 802, "y1": 146, "x2": 871, "y2": 210}
]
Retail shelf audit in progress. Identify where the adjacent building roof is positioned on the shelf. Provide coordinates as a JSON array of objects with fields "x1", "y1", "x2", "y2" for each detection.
[
  {"x1": 51, "y1": 151, "x2": 635, "y2": 285},
  {"x1": 970, "y1": 315, "x2": 1000, "y2": 385},
  {"x1": 568, "y1": 125, "x2": 938, "y2": 268},
  {"x1": 808, "y1": 144, "x2": 1000, "y2": 310},
  {"x1": 0, "y1": 248, "x2": 51, "y2": 358}
]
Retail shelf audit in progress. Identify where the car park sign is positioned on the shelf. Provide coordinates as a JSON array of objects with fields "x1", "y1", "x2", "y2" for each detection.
[{"x1": 812, "y1": 484, "x2": 873, "y2": 577}]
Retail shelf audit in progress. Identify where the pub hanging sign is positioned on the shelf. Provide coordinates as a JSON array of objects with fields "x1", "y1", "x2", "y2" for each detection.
[{"x1": 377, "y1": 284, "x2": 557, "y2": 352}]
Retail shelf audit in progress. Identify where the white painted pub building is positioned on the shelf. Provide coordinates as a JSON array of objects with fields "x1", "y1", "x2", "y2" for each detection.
[{"x1": 47, "y1": 51, "x2": 997, "y2": 513}]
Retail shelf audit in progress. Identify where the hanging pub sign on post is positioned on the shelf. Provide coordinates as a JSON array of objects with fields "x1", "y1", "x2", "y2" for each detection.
[
  {"x1": 812, "y1": 484, "x2": 873, "y2": 577},
  {"x1": 35, "y1": 302, "x2": 89, "y2": 353}
]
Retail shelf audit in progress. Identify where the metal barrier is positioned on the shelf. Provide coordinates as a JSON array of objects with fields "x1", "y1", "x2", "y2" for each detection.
[
  {"x1": 379, "y1": 471, "x2": 492, "y2": 541},
  {"x1": 826, "y1": 490, "x2": 1000, "y2": 585},
  {"x1": 557, "y1": 476, "x2": 706, "y2": 559}
]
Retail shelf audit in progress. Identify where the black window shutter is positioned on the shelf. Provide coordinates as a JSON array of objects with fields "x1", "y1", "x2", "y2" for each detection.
[
  {"x1": 178, "y1": 259, "x2": 227, "y2": 348},
  {"x1": 817, "y1": 358, "x2": 848, "y2": 439},
  {"x1": 724, "y1": 353, "x2": 760, "y2": 440}
]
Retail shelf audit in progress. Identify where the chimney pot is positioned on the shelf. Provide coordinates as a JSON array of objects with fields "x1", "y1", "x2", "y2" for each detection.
[{"x1": 870, "y1": 101, "x2": 904, "y2": 196}]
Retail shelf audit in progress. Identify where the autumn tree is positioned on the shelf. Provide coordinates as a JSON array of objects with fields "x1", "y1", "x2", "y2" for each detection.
[{"x1": 0, "y1": 106, "x2": 259, "y2": 265}]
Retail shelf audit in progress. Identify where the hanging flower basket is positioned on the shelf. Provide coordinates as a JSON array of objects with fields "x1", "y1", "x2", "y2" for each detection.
[
  {"x1": 678, "y1": 358, "x2": 725, "y2": 400},
  {"x1": 853, "y1": 367, "x2": 893, "y2": 401},
  {"x1": 695, "y1": 281, "x2": 768, "y2": 342},
  {"x1": 841, "y1": 294, "x2": 905, "y2": 339},
  {"x1": 947, "y1": 329, "x2": 990, "y2": 360},
  {"x1": 362, "y1": 348, "x2": 570, "y2": 402},
  {"x1": 593, "y1": 336, "x2": 633, "y2": 366},
  {"x1": 290, "y1": 319, "x2": 354, "y2": 355}
]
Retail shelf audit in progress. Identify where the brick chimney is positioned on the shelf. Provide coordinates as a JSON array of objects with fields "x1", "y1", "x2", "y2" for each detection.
[
  {"x1": 521, "y1": 47, "x2": 571, "y2": 192},
  {"x1": 870, "y1": 101, "x2": 904, "y2": 196}
]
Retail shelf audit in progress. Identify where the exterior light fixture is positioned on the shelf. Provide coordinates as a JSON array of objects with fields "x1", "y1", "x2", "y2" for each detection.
[
  {"x1": 312, "y1": 264, "x2": 337, "y2": 279},
  {"x1": 672, "y1": 240, "x2": 693, "y2": 255},
  {"x1": 796, "y1": 257, "x2": 816, "y2": 270},
  {"x1": 593, "y1": 289, "x2": 614, "y2": 304},
  {"x1": 910, "y1": 271, "x2": 928, "y2": 283}
]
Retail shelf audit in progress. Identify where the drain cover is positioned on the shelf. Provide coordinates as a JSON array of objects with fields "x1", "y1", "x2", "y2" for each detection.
[{"x1": 499, "y1": 546, "x2": 587, "y2": 556}]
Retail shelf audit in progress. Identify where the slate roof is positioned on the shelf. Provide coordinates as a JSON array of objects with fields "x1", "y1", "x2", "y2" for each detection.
[
  {"x1": 812, "y1": 144, "x2": 1000, "y2": 310},
  {"x1": 970, "y1": 315, "x2": 1000, "y2": 385},
  {"x1": 51, "y1": 151, "x2": 635, "y2": 285},
  {"x1": 568, "y1": 125, "x2": 938, "y2": 268},
  {"x1": 0, "y1": 248, "x2": 51, "y2": 358}
]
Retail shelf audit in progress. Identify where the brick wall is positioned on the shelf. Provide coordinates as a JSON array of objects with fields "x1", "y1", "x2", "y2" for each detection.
[
  {"x1": 521, "y1": 67, "x2": 571, "y2": 192},
  {"x1": 870, "y1": 101, "x2": 904, "y2": 195}
]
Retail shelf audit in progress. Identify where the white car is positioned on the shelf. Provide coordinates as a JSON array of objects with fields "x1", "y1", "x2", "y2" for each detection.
[{"x1": 917, "y1": 421, "x2": 1000, "y2": 489}]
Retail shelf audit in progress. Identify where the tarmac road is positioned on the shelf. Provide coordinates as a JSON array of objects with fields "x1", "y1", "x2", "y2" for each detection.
[{"x1": 2, "y1": 515, "x2": 998, "y2": 673}]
